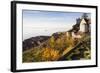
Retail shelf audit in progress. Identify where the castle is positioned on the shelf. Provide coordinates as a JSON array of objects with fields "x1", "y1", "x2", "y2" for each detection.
[{"x1": 67, "y1": 13, "x2": 91, "y2": 39}]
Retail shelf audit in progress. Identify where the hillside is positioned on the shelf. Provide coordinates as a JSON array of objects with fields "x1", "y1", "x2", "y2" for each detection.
[
  {"x1": 23, "y1": 31, "x2": 91, "y2": 63},
  {"x1": 58, "y1": 34, "x2": 91, "y2": 60}
]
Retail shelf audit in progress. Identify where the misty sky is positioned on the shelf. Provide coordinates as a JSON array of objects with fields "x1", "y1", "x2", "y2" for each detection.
[{"x1": 23, "y1": 10, "x2": 90, "y2": 40}]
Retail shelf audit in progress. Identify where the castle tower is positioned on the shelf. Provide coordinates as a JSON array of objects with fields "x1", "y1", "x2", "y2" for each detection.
[
  {"x1": 79, "y1": 18, "x2": 87, "y2": 33},
  {"x1": 79, "y1": 13, "x2": 91, "y2": 33}
]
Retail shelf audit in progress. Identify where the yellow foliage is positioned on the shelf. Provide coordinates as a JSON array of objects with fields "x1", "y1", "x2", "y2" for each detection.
[{"x1": 42, "y1": 48, "x2": 60, "y2": 61}]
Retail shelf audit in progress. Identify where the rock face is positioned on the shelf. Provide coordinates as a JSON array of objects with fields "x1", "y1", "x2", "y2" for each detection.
[{"x1": 23, "y1": 36, "x2": 50, "y2": 51}]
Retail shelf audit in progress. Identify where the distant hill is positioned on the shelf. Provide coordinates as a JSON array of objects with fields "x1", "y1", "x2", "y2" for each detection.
[{"x1": 23, "y1": 36, "x2": 50, "y2": 51}]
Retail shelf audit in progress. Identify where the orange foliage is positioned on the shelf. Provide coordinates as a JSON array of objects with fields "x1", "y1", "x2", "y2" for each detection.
[{"x1": 42, "y1": 48, "x2": 60, "y2": 61}]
